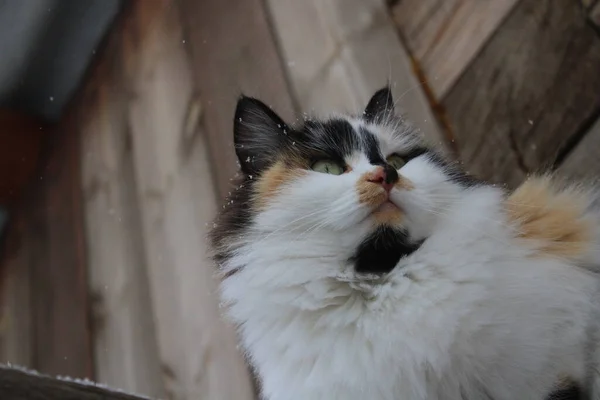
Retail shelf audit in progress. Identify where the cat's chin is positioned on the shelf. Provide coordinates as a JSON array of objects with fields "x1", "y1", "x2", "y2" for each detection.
[{"x1": 371, "y1": 200, "x2": 404, "y2": 227}]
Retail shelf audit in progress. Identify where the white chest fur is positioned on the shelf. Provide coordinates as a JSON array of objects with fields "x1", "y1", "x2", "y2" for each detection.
[{"x1": 220, "y1": 189, "x2": 597, "y2": 400}]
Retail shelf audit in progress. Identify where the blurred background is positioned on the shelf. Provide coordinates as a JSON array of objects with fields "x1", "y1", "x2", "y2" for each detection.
[{"x1": 0, "y1": 0, "x2": 598, "y2": 399}]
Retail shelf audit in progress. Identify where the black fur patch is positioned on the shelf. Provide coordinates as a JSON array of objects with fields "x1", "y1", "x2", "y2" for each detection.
[
  {"x1": 360, "y1": 127, "x2": 385, "y2": 165},
  {"x1": 424, "y1": 151, "x2": 482, "y2": 187},
  {"x1": 351, "y1": 226, "x2": 422, "y2": 274},
  {"x1": 545, "y1": 385, "x2": 581, "y2": 400},
  {"x1": 363, "y1": 86, "x2": 394, "y2": 124}
]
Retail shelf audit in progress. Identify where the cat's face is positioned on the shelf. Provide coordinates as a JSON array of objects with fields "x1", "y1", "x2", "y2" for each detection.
[{"x1": 211, "y1": 88, "x2": 477, "y2": 280}]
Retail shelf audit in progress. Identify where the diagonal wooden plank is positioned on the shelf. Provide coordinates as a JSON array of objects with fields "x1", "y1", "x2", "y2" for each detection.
[
  {"x1": 391, "y1": 0, "x2": 519, "y2": 98},
  {"x1": 558, "y1": 116, "x2": 600, "y2": 181},
  {"x1": 443, "y1": 0, "x2": 600, "y2": 188}
]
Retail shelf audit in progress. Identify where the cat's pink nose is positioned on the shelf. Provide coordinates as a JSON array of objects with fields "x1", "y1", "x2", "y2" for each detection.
[{"x1": 367, "y1": 166, "x2": 397, "y2": 192}]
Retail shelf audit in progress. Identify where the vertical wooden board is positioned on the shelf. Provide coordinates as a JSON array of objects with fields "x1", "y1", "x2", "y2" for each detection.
[
  {"x1": 558, "y1": 117, "x2": 600, "y2": 181},
  {"x1": 391, "y1": 0, "x2": 519, "y2": 98},
  {"x1": 266, "y1": 0, "x2": 445, "y2": 148},
  {"x1": 78, "y1": 45, "x2": 166, "y2": 397},
  {"x1": 443, "y1": 0, "x2": 600, "y2": 188},
  {"x1": 178, "y1": 0, "x2": 297, "y2": 200},
  {"x1": 122, "y1": 2, "x2": 254, "y2": 399},
  {"x1": 0, "y1": 216, "x2": 33, "y2": 368},
  {"x1": 25, "y1": 114, "x2": 93, "y2": 377}
]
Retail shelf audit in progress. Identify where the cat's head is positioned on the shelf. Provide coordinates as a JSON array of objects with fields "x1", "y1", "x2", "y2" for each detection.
[{"x1": 210, "y1": 87, "x2": 478, "y2": 285}]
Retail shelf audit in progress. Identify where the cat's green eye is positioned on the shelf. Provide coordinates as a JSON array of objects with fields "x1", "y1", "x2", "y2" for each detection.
[
  {"x1": 386, "y1": 154, "x2": 406, "y2": 170},
  {"x1": 311, "y1": 160, "x2": 345, "y2": 175}
]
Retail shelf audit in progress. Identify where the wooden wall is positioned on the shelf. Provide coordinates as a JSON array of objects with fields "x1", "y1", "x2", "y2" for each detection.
[
  {"x1": 392, "y1": 0, "x2": 600, "y2": 186},
  {"x1": 1, "y1": 1, "x2": 598, "y2": 399}
]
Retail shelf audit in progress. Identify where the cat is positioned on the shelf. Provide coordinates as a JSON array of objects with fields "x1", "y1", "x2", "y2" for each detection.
[{"x1": 209, "y1": 87, "x2": 600, "y2": 400}]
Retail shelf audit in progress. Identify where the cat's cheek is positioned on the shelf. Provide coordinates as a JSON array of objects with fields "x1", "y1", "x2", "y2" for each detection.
[{"x1": 389, "y1": 190, "x2": 437, "y2": 239}]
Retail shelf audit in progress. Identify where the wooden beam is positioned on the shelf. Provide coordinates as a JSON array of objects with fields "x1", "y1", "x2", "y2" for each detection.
[
  {"x1": 443, "y1": 0, "x2": 600, "y2": 188},
  {"x1": 391, "y1": 0, "x2": 519, "y2": 99},
  {"x1": 267, "y1": 0, "x2": 444, "y2": 147},
  {"x1": 0, "y1": 111, "x2": 46, "y2": 206},
  {"x1": 0, "y1": 365, "x2": 151, "y2": 400},
  {"x1": 178, "y1": 0, "x2": 297, "y2": 200}
]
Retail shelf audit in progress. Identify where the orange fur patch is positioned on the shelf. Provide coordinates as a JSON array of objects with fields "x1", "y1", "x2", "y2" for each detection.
[
  {"x1": 372, "y1": 203, "x2": 404, "y2": 226},
  {"x1": 505, "y1": 176, "x2": 592, "y2": 260},
  {"x1": 394, "y1": 175, "x2": 414, "y2": 191},
  {"x1": 356, "y1": 173, "x2": 388, "y2": 207},
  {"x1": 357, "y1": 171, "x2": 404, "y2": 226},
  {"x1": 254, "y1": 161, "x2": 306, "y2": 208}
]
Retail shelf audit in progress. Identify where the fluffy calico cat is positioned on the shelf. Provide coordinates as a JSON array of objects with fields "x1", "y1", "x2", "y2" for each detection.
[{"x1": 209, "y1": 87, "x2": 600, "y2": 400}]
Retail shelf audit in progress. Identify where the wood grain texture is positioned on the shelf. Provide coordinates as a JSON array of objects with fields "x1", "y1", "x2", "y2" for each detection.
[
  {"x1": 106, "y1": 1, "x2": 255, "y2": 399},
  {"x1": 391, "y1": 0, "x2": 519, "y2": 98},
  {"x1": 178, "y1": 0, "x2": 297, "y2": 200},
  {"x1": 558, "y1": 116, "x2": 600, "y2": 181},
  {"x1": 443, "y1": 0, "x2": 600, "y2": 188},
  {"x1": 0, "y1": 107, "x2": 93, "y2": 378},
  {"x1": 75, "y1": 3, "x2": 166, "y2": 396},
  {"x1": 28, "y1": 109, "x2": 93, "y2": 378},
  {"x1": 267, "y1": 0, "x2": 444, "y2": 147},
  {"x1": 0, "y1": 365, "x2": 151, "y2": 400}
]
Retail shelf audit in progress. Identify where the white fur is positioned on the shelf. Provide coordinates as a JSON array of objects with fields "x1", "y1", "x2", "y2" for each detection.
[{"x1": 218, "y1": 118, "x2": 599, "y2": 400}]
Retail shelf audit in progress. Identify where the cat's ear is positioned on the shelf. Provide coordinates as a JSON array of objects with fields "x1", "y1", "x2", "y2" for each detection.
[
  {"x1": 363, "y1": 86, "x2": 394, "y2": 123},
  {"x1": 234, "y1": 95, "x2": 289, "y2": 175}
]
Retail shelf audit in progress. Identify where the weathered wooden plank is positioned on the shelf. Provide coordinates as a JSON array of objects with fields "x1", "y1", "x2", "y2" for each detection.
[
  {"x1": 178, "y1": 0, "x2": 297, "y2": 199},
  {"x1": 0, "y1": 216, "x2": 33, "y2": 368},
  {"x1": 391, "y1": 0, "x2": 519, "y2": 98},
  {"x1": 589, "y1": 1, "x2": 600, "y2": 28},
  {"x1": 0, "y1": 112, "x2": 93, "y2": 377},
  {"x1": 267, "y1": 0, "x2": 444, "y2": 147},
  {"x1": 558, "y1": 116, "x2": 600, "y2": 181},
  {"x1": 444, "y1": 0, "x2": 600, "y2": 188},
  {"x1": 0, "y1": 365, "x2": 152, "y2": 400},
  {"x1": 0, "y1": 111, "x2": 45, "y2": 206},
  {"x1": 76, "y1": 5, "x2": 166, "y2": 395},
  {"x1": 28, "y1": 111, "x2": 93, "y2": 377},
  {"x1": 117, "y1": 1, "x2": 255, "y2": 399}
]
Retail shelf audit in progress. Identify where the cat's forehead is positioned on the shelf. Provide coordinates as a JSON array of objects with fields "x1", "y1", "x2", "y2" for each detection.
[{"x1": 301, "y1": 115, "x2": 421, "y2": 162}]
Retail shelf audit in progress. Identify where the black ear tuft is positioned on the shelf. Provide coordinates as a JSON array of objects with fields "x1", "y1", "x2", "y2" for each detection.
[
  {"x1": 234, "y1": 95, "x2": 289, "y2": 175},
  {"x1": 363, "y1": 86, "x2": 395, "y2": 123}
]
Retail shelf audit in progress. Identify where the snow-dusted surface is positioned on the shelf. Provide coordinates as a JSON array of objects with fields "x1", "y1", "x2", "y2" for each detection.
[{"x1": 0, "y1": 363, "x2": 154, "y2": 399}]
